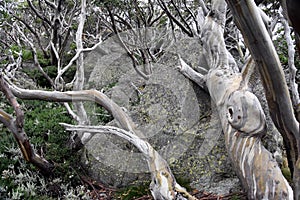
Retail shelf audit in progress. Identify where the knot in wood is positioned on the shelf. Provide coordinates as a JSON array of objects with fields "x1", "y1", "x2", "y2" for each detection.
[{"x1": 226, "y1": 90, "x2": 266, "y2": 136}]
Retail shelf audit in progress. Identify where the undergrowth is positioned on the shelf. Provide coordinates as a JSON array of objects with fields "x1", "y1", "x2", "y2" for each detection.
[
  {"x1": 115, "y1": 181, "x2": 151, "y2": 200},
  {"x1": 0, "y1": 96, "x2": 195, "y2": 199},
  {"x1": 0, "y1": 99, "x2": 91, "y2": 199}
]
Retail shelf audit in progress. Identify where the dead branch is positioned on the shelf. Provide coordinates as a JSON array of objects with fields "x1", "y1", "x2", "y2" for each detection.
[
  {"x1": 0, "y1": 74, "x2": 53, "y2": 174},
  {"x1": 61, "y1": 123, "x2": 197, "y2": 200}
]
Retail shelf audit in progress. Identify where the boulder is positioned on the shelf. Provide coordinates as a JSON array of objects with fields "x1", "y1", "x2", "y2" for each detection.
[{"x1": 81, "y1": 30, "x2": 282, "y2": 194}]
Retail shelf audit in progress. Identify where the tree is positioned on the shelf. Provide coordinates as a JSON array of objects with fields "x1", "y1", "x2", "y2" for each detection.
[{"x1": 0, "y1": 0, "x2": 299, "y2": 199}]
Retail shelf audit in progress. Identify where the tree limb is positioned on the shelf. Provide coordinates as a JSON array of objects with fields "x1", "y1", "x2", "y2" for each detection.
[
  {"x1": 61, "y1": 123, "x2": 196, "y2": 200},
  {"x1": 0, "y1": 74, "x2": 53, "y2": 174},
  {"x1": 157, "y1": 0, "x2": 194, "y2": 37},
  {"x1": 7, "y1": 80, "x2": 144, "y2": 138},
  {"x1": 176, "y1": 56, "x2": 207, "y2": 90}
]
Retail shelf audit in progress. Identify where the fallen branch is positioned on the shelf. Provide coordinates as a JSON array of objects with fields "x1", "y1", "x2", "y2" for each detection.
[{"x1": 61, "y1": 123, "x2": 197, "y2": 200}]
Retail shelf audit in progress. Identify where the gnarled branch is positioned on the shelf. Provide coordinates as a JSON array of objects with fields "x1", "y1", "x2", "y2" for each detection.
[
  {"x1": 61, "y1": 123, "x2": 196, "y2": 200},
  {"x1": 0, "y1": 75, "x2": 53, "y2": 174}
]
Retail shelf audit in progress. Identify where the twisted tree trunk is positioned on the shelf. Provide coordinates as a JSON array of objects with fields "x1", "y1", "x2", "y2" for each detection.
[
  {"x1": 179, "y1": 0, "x2": 293, "y2": 198},
  {"x1": 226, "y1": 0, "x2": 300, "y2": 198}
]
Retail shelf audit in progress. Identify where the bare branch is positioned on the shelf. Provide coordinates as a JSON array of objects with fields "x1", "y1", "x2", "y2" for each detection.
[
  {"x1": 7, "y1": 11, "x2": 48, "y2": 56},
  {"x1": 107, "y1": 8, "x2": 150, "y2": 79},
  {"x1": 170, "y1": 0, "x2": 194, "y2": 33},
  {"x1": 73, "y1": 0, "x2": 88, "y2": 126},
  {"x1": 176, "y1": 56, "x2": 207, "y2": 89},
  {"x1": 55, "y1": 40, "x2": 102, "y2": 84},
  {"x1": 198, "y1": 0, "x2": 209, "y2": 15},
  {"x1": 14, "y1": 24, "x2": 54, "y2": 87},
  {"x1": 279, "y1": 8, "x2": 300, "y2": 109},
  {"x1": 0, "y1": 74, "x2": 24, "y2": 129},
  {"x1": 63, "y1": 102, "x2": 81, "y2": 122},
  {"x1": 26, "y1": 0, "x2": 51, "y2": 26},
  {"x1": 44, "y1": 0, "x2": 57, "y2": 9},
  {"x1": 158, "y1": 0, "x2": 194, "y2": 37},
  {"x1": 61, "y1": 123, "x2": 196, "y2": 200},
  {"x1": 183, "y1": 0, "x2": 200, "y2": 34},
  {"x1": 7, "y1": 81, "x2": 144, "y2": 138}
]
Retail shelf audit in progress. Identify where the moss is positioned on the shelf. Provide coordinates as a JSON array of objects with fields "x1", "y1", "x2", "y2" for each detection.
[
  {"x1": 281, "y1": 167, "x2": 292, "y2": 183},
  {"x1": 176, "y1": 176, "x2": 192, "y2": 192},
  {"x1": 115, "y1": 181, "x2": 151, "y2": 200},
  {"x1": 231, "y1": 194, "x2": 242, "y2": 200}
]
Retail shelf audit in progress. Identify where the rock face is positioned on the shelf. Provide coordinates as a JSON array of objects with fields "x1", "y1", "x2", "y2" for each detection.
[{"x1": 81, "y1": 31, "x2": 280, "y2": 194}]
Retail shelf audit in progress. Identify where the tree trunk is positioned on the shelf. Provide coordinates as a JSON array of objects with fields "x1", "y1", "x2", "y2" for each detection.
[
  {"x1": 179, "y1": 0, "x2": 294, "y2": 198},
  {"x1": 226, "y1": 0, "x2": 300, "y2": 198}
]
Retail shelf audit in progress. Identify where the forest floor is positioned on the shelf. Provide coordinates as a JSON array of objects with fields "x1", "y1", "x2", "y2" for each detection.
[{"x1": 80, "y1": 175, "x2": 247, "y2": 200}]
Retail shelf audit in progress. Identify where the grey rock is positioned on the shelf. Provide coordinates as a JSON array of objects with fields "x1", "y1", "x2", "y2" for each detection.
[{"x1": 83, "y1": 31, "x2": 281, "y2": 194}]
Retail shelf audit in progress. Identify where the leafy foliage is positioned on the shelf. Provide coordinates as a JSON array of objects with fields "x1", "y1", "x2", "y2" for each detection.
[
  {"x1": 23, "y1": 100, "x2": 73, "y2": 161},
  {"x1": 22, "y1": 66, "x2": 55, "y2": 88}
]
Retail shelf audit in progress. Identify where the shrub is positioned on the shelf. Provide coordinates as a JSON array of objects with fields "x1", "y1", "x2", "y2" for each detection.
[{"x1": 0, "y1": 99, "x2": 91, "y2": 199}]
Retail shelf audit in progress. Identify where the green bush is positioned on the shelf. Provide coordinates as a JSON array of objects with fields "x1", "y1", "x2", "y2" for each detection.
[
  {"x1": 22, "y1": 49, "x2": 33, "y2": 61},
  {"x1": 22, "y1": 100, "x2": 74, "y2": 162},
  {"x1": 22, "y1": 66, "x2": 56, "y2": 88}
]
